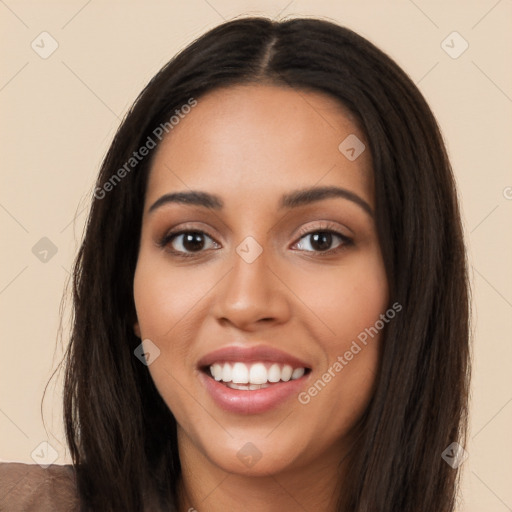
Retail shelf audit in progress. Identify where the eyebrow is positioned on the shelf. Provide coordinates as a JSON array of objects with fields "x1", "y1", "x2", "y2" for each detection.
[{"x1": 148, "y1": 186, "x2": 373, "y2": 217}]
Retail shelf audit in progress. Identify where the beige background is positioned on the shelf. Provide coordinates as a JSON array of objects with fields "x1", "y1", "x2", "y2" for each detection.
[{"x1": 1, "y1": 1, "x2": 511, "y2": 510}]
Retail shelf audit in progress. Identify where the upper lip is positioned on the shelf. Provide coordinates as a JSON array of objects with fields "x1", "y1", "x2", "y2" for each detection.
[{"x1": 197, "y1": 345, "x2": 311, "y2": 369}]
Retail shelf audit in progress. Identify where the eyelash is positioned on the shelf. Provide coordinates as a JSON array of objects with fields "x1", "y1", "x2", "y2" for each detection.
[{"x1": 158, "y1": 222, "x2": 354, "y2": 259}]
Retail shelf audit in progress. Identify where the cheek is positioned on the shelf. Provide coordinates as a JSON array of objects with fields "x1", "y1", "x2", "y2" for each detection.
[
  {"x1": 133, "y1": 255, "x2": 210, "y2": 342},
  {"x1": 290, "y1": 251, "x2": 388, "y2": 426},
  {"x1": 132, "y1": 257, "x2": 204, "y2": 404},
  {"x1": 133, "y1": 257, "x2": 207, "y2": 423},
  {"x1": 291, "y1": 250, "x2": 389, "y2": 344}
]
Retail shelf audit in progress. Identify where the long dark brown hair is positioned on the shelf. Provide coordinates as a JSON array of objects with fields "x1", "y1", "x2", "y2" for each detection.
[{"x1": 60, "y1": 16, "x2": 471, "y2": 511}]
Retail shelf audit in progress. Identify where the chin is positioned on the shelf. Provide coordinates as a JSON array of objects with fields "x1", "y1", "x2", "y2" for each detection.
[{"x1": 188, "y1": 427, "x2": 314, "y2": 477}]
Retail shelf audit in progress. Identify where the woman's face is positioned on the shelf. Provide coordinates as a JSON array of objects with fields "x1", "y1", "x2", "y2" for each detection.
[{"x1": 133, "y1": 84, "x2": 388, "y2": 477}]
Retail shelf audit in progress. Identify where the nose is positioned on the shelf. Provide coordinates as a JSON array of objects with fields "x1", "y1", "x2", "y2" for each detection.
[{"x1": 212, "y1": 245, "x2": 292, "y2": 331}]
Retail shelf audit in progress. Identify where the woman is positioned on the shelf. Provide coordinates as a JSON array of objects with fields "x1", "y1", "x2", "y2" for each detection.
[{"x1": 0, "y1": 16, "x2": 470, "y2": 512}]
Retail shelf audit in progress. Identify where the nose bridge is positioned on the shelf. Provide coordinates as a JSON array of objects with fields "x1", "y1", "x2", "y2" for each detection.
[
  {"x1": 213, "y1": 234, "x2": 290, "y2": 327},
  {"x1": 229, "y1": 235, "x2": 273, "y2": 307}
]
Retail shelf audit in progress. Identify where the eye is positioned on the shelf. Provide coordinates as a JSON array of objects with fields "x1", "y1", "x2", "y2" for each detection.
[
  {"x1": 292, "y1": 223, "x2": 353, "y2": 255},
  {"x1": 159, "y1": 230, "x2": 220, "y2": 257},
  {"x1": 158, "y1": 222, "x2": 353, "y2": 258}
]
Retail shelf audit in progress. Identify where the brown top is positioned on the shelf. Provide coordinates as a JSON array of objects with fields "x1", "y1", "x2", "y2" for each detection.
[{"x1": 0, "y1": 462, "x2": 79, "y2": 511}]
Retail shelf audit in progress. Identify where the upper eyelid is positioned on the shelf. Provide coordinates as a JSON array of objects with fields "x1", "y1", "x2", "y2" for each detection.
[{"x1": 163, "y1": 220, "x2": 350, "y2": 238}]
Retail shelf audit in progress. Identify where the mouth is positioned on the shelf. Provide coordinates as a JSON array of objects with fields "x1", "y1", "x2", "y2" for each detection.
[
  {"x1": 200, "y1": 361, "x2": 312, "y2": 390},
  {"x1": 196, "y1": 345, "x2": 313, "y2": 414}
]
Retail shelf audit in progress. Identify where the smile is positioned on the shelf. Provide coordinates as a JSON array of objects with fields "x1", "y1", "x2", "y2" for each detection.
[{"x1": 196, "y1": 345, "x2": 312, "y2": 414}]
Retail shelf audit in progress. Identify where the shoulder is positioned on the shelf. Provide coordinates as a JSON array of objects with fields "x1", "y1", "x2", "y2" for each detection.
[{"x1": 0, "y1": 462, "x2": 79, "y2": 511}]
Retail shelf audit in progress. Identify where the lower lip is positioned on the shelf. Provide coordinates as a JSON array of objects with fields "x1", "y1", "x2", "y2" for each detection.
[{"x1": 198, "y1": 371, "x2": 309, "y2": 414}]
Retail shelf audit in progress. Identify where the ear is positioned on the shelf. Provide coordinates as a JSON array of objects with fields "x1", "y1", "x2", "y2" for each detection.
[{"x1": 133, "y1": 321, "x2": 141, "y2": 338}]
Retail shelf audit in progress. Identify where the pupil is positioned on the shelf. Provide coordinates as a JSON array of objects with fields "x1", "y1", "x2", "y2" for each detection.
[
  {"x1": 183, "y1": 232, "x2": 204, "y2": 251},
  {"x1": 311, "y1": 232, "x2": 332, "y2": 251}
]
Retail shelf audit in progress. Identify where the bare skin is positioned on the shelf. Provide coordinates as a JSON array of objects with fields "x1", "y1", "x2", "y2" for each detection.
[{"x1": 133, "y1": 84, "x2": 389, "y2": 512}]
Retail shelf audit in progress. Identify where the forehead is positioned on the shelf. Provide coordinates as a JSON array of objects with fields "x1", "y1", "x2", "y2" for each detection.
[{"x1": 145, "y1": 84, "x2": 373, "y2": 210}]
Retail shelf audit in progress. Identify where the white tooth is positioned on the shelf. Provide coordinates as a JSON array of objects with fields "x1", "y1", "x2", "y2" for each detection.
[
  {"x1": 211, "y1": 363, "x2": 222, "y2": 381},
  {"x1": 221, "y1": 363, "x2": 232, "y2": 382},
  {"x1": 281, "y1": 364, "x2": 293, "y2": 382},
  {"x1": 231, "y1": 362, "x2": 249, "y2": 383},
  {"x1": 267, "y1": 363, "x2": 281, "y2": 383},
  {"x1": 291, "y1": 367, "x2": 305, "y2": 380},
  {"x1": 249, "y1": 363, "x2": 268, "y2": 384}
]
